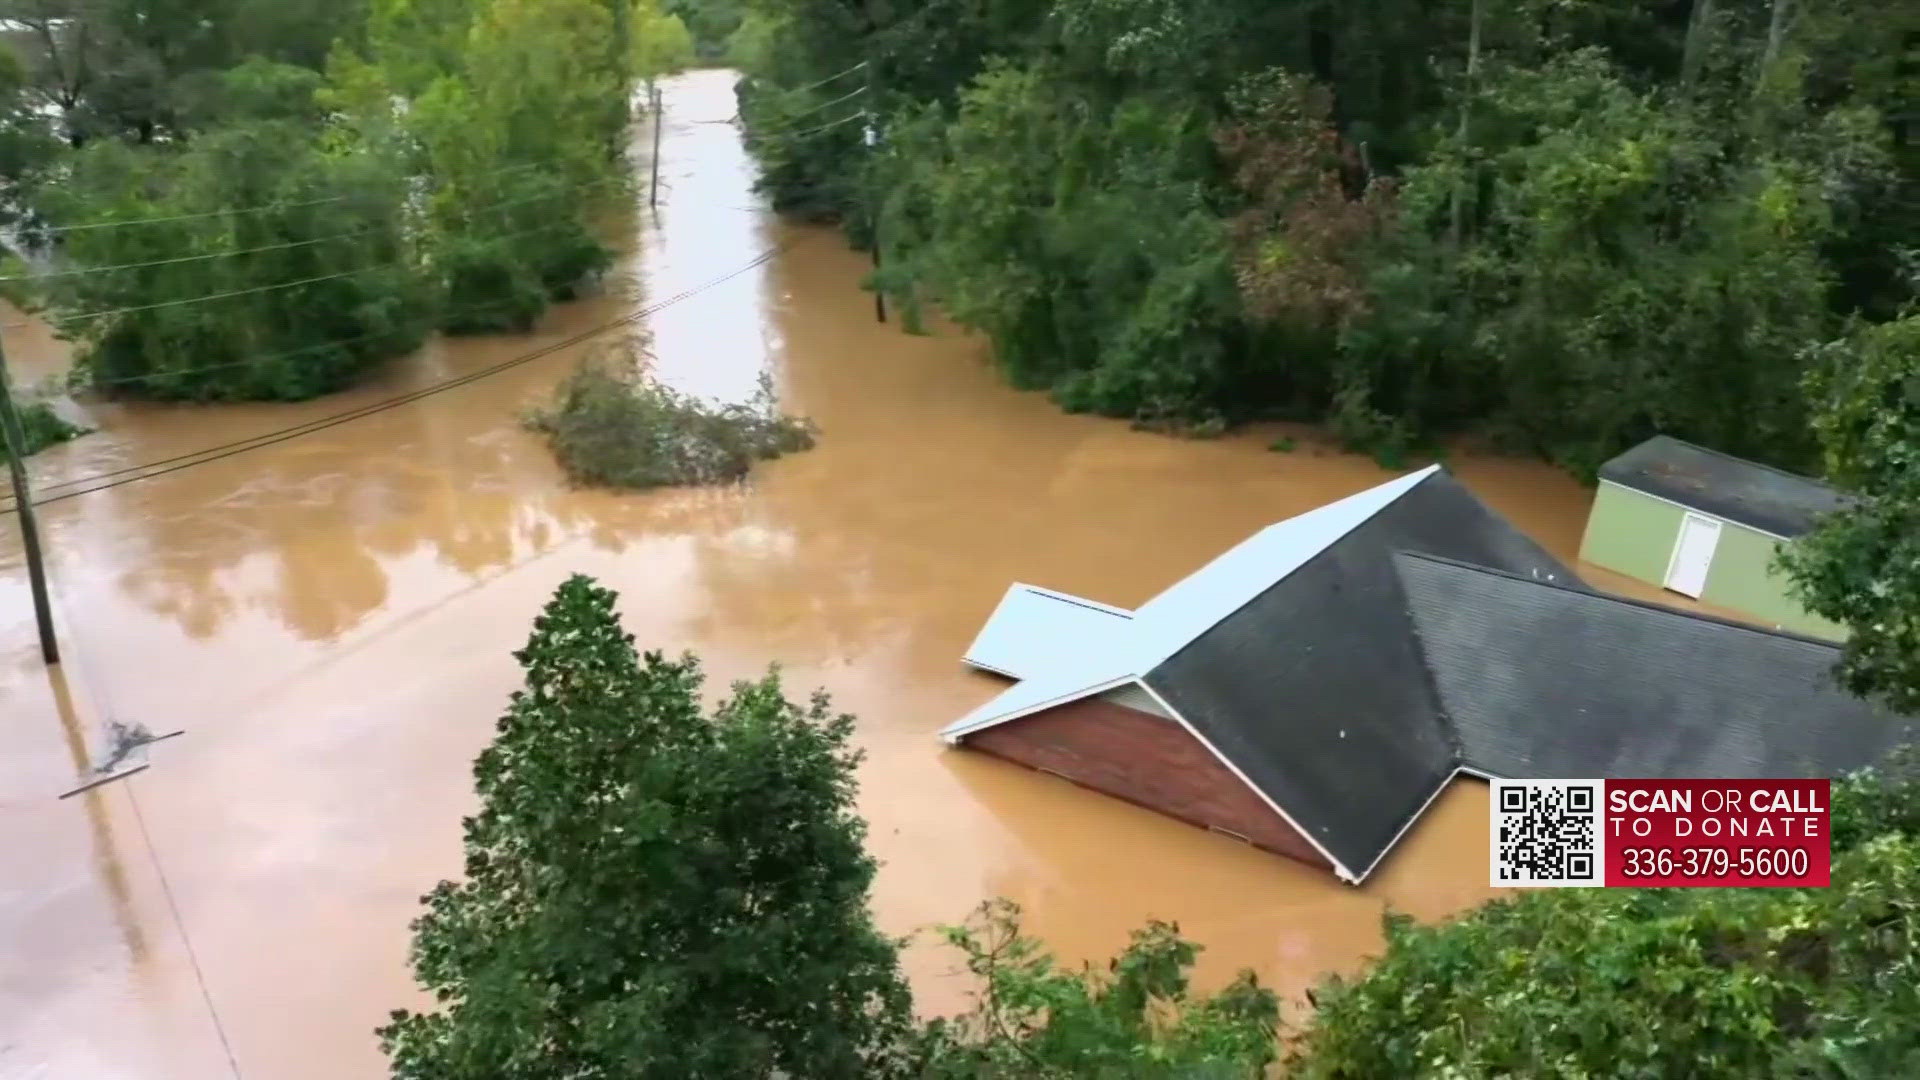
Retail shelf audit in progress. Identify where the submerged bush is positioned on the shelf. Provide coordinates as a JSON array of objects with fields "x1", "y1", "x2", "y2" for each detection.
[
  {"x1": 524, "y1": 340, "x2": 816, "y2": 489},
  {"x1": 3, "y1": 400, "x2": 87, "y2": 461}
]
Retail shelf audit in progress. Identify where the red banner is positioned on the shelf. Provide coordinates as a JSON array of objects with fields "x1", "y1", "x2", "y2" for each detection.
[{"x1": 1602, "y1": 779, "x2": 1829, "y2": 887}]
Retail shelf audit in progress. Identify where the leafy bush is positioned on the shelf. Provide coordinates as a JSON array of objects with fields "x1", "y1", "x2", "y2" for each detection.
[
  {"x1": 3, "y1": 400, "x2": 87, "y2": 461},
  {"x1": 1287, "y1": 756, "x2": 1920, "y2": 1078},
  {"x1": 920, "y1": 899, "x2": 1280, "y2": 1078},
  {"x1": 524, "y1": 341, "x2": 816, "y2": 489}
]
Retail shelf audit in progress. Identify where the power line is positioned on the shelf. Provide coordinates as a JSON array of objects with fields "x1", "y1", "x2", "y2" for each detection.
[
  {"x1": 17, "y1": 199, "x2": 770, "y2": 397},
  {"x1": 0, "y1": 227, "x2": 381, "y2": 283},
  {"x1": 42, "y1": 194, "x2": 355, "y2": 236},
  {"x1": 5, "y1": 207, "x2": 618, "y2": 331},
  {"x1": 786, "y1": 60, "x2": 869, "y2": 96},
  {"x1": 0, "y1": 238, "x2": 802, "y2": 514},
  {"x1": 128, "y1": 782, "x2": 243, "y2": 1079},
  {"x1": 5, "y1": 174, "x2": 623, "y2": 285},
  {"x1": 788, "y1": 85, "x2": 867, "y2": 123},
  {"x1": 785, "y1": 113, "x2": 869, "y2": 140},
  {"x1": 35, "y1": 161, "x2": 556, "y2": 237}
]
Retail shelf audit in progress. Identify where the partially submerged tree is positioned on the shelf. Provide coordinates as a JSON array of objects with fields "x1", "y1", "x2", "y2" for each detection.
[
  {"x1": 523, "y1": 338, "x2": 816, "y2": 490},
  {"x1": 920, "y1": 900, "x2": 1280, "y2": 1079},
  {"x1": 380, "y1": 575, "x2": 914, "y2": 1079},
  {"x1": 1778, "y1": 314, "x2": 1920, "y2": 715}
]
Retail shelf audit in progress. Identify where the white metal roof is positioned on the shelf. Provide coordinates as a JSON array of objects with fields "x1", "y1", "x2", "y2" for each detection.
[
  {"x1": 961, "y1": 583, "x2": 1133, "y2": 680},
  {"x1": 940, "y1": 465, "x2": 1442, "y2": 742}
]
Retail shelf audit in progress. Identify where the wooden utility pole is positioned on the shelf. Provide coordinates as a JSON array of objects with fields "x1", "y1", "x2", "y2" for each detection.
[
  {"x1": 649, "y1": 83, "x2": 663, "y2": 210},
  {"x1": 864, "y1": 60, "x2": 885, "y2": 324},
  {"x1": 0, "y1": 336, "x2": 59, "y2": 664}
]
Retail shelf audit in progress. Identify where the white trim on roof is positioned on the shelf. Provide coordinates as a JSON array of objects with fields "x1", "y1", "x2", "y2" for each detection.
[
  {"x1": 939, "y1": 674, "x2": 1135, "y2": 743},
  {"x1": 1134, "y1": 679, "x2": 1357, "y2": 881},
  {"x1": 1596, "y1": 478, "x2": 1794, "y2": 543},
  {"x1": 1354, "y1": 767, "x2": 1464, "y2": 884}
]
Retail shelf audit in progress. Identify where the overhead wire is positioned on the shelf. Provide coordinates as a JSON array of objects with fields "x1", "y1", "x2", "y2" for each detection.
[
  {"x1": 13, "y1": 194, "x2": 768, "y2": 395},
  {"x1": 4, "y1": 178, "x2": 628, "y2": 329},
  {"x1": 3, "y1": 173, "x2": 624, "y2": 285},
  {"x1": 33, "y1": 161, "x2": 553, "y2": 237},
  {"x1": 0, "y1": 237, "x2": 806, "y2": 514},
  {"x1": 785, "y1": 59, "x2": 869, "y2": 96}
]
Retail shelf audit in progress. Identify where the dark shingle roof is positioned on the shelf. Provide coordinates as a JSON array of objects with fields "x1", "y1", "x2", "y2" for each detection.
[
  {"x1": 1597, "y1": 435, "x2": 1847, "y2": 538},
  {"x1": 1141, "y1": 472, "x2": 1580, "y2": 878},
  {"x1": 1396, "y1": 551, "x2": 1913, "y2": 779}
]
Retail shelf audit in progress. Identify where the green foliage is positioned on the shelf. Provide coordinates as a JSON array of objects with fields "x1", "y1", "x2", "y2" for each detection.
[
  {"x1": 523, "y1": 340, "x2": 817, "y2": 489},
  {"x1": 36, "y1": 122, "x2": 432, "y2": 401},
  {"x1": 402, "y1": 0, "x2": 626, "y2": 333},
  {"x1": 1339, "y1": 45, "x2": 1877, "y2": 475},
  {"x1": 738, "y1": 0, "x2": 1920, "y2": 479},
  {"x1": 1287, "y1": 758, "x2": 1920, "y2": 1077},
  {"x1": 873, "y1": 62, "x2": 1247, "y2": 428},
  {"x1": 0, "y1": 0, "x2": 635, "y2": 403},
  {"x1": 919, "y1": 899, "x2": 1280, "y2": 1078},
  {"x1": 2, "y1": 399, "x2": 88, "y2": 462},
  {"x1": 632, "y1": 0, "x2": 695, "y2": 83},
  {"x1": 380, "y1": 574, "x2": 915, "y2": 1078},
  {"x1": 1777, "y1": 314, "x2": 1920, "y2": 714},
  {"x1": 661, "y1": 0, "x2": 740, "y2": 60},
  {"x1": 172, "y1": 57, "x2": 328, "y2": 131}
]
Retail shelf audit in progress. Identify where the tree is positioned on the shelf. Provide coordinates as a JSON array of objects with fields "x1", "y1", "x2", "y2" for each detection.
[
  {"x1": 397, "y1": 0, "x2": 625, "y2": 332},
  {"x1": 632, "y1": 0, "x2": 694, "y2": 89},
  {"x1": 34, "y1": 118, "x2": 431, "y2": 401},
  {"x1": 920, "y1": 899, "x2": 1280, "y2": 1078},
  {"x1": 379, "y1": 575, "x2": 916, "y2": 1079},
  {"x1": 1777, "y1": 315, "x2": 1920, "y2": 715},
  {"x1": 1286, "y1": 754, "x2": 1920, "y2": 1077}
]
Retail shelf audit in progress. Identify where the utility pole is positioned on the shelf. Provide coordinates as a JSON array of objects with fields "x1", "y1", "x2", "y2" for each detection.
[
  {"x1": 649, "y1": 83, "x2": 663, "y2": 211},
  {"x1": 864, "y1": 59, "x2": 885, "y2": 324},
  {"x1": 0, "y1": 336, "x2": 59, "y2": 664}
]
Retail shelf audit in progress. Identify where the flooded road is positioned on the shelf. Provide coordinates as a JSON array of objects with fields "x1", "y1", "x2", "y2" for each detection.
[{"x1": 0, "y1": 69, "x2": 1718, "y2": 1078}]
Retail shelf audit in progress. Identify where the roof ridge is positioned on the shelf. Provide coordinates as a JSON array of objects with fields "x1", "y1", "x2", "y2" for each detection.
[
  {"x1": 1619, "y1": 435, "x2": 1835, "y2": 489},
  {"x1": 1392, "y1": 549, "x2": 1845, "y2": 651}
]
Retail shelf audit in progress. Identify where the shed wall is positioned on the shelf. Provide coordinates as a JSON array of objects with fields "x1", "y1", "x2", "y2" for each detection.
[
  {"x1": 1702, "y1": 523, "x2": 1847, "y2": 641},
  {"x1": 1579, "y1": 481, "x2": 1681, "y2": 583},
  {"x1": 1581, "y1": 481, "x2": 1845, "y2": 641},
  {"x1": 962, "y1": 695, "x2": 1334, "y2": 872}
]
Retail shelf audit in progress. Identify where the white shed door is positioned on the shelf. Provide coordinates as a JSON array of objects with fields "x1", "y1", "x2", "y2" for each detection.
[{"x1": 1664, "y1": 513, "x2": 1722, "y2": 598}]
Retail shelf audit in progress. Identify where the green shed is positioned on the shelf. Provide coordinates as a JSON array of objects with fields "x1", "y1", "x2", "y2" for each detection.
[{"x1": 1578, "y1": 436, "x2": 1849, "y2": 641}]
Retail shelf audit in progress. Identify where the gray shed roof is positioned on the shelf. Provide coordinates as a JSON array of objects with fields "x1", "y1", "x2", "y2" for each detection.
[
  {"x1": 1397, "y1": 552, "x2": 1913, "y2": 780},
  {"x1": 1597, "y1": 435, "x2": 1847, "y2": 538}
]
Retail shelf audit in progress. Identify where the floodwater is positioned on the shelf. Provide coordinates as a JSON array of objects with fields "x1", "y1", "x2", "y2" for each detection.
[{"x1": 0, "y1": 70, "x2": 1727, "y2": 1079}]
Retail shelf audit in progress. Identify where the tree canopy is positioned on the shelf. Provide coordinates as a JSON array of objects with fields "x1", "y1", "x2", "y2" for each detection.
[
  {"x1": 380, "y1": 574, "x2": 917, "y2": 1078},
  {"x1": 1779, "y1": 314, "x2": 1920, "y2": 714},
  {"x1": 0, "y1": 0, "x2": 645, "y2": 401},
  {"x1": 734, "y1": 0, "x2": 1919, "y2": 474}
]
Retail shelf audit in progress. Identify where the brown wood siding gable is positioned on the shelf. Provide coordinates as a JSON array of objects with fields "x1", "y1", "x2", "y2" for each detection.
[{"x1": 963, "y1": 694, "x2": 1334, "y2": 872}]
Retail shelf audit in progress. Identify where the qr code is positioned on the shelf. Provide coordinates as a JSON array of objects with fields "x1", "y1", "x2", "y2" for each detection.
[{"x1": 1491, "y1": 779, "x2": 1603, "y2": 887}]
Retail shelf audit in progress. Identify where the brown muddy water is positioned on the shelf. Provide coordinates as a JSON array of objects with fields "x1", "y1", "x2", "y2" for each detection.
[{"x1": 0, "y1": 70, "x2": 1726, "y2": 1079}]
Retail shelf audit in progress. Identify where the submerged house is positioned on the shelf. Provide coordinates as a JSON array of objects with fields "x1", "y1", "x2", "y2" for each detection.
[
  {"x1": 1579, "y1": 436, "x2": 1848, "y2": 640},
  {"x1": 943, "y1": 465, "x2": 1906, "y2": 884}
]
